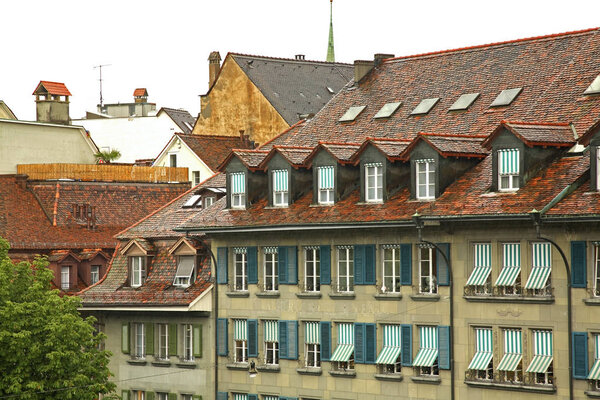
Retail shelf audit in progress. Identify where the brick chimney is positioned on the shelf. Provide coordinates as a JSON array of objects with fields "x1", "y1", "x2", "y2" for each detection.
[
  {"x1": 208, "y1": 51, "x2": 222, "y2": 88},
  {"x1": 354, "y1": 60, "x2": 375, "y2": 83},
  {"x1": 33, "y1": 81, "x2": 71, "y2": 125},
  {"x1": 374, "y1": 53, "x2": 395, "y2": 67}
]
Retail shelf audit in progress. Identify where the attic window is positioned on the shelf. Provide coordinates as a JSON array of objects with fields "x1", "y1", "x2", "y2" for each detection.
[
  {"x1": 183, "y1": 195, "x2": 202, "y2": 208},
  {"x1": 173, "y1": 255, "x2": 195, "y2": 288},
  {"x1": 230, "y1": 172, "x2": 246, "y2": 209},
  {"x1": 411, "y1": 98, "x2": 440, "y2": 115},
  {"x1": 339, "y1": 106, "x2": 366, "y2": 122},
  {"x1": 449, "y1": 93, "x2": 480, "y2": 111},
  {"x1": 374, "y1": 102, "x2": 402, "y2": 119},
  {"x1": 584, "y1": 75, "x2": 600, "y2": 95},
  {"x1": 490, "y1": 88, "x2": 522, "y2": 107}
]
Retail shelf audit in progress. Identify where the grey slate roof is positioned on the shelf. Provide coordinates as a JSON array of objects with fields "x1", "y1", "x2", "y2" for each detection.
[
  {"x1": 231, "y1": 54, "x2": 354, "y2": 125},
  {"x1": 159, "y1": 107, "x2": 196, "y2": 134}
]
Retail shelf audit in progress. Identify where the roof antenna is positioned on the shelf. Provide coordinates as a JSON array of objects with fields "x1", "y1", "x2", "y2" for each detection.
[{"x1": 93, "y1": 64, "x2": 112, "y2": 107}]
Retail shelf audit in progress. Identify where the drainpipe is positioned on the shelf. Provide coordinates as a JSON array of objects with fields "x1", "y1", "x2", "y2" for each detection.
[
  {"x1": 412, "y1": 213, "x2": 454, "y2": 400},
  {"x1": 530, "y1": 210, "x2": 573, "y2": 400}
]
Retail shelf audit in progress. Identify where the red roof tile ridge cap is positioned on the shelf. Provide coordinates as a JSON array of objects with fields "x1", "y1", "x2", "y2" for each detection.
[
  {"x1": 385, "y1": 27, "x2": 599, "y2": 63},
  {"x1": 77, "y1": 244, "x2": 120, "y2": 296},
  {"x1": 273, "y1": 145, "x2": 314, "y2": 150},
  {"x1": 502, "y1": 120, "x2": 571, "y2": 127},
  {"x1": 33, "y1": 81, "x2": 72, "y2": 96},
  {"x1": 365, "y1": 137, "x2": 412, "y2": 143},
  {"x1": 418, "y1": 132, "x2": 488, "y2": 139},
  {"x1": 233, "y1": 148, "x2": 269, "y2": 153},
  {"x1": 229, "y1": 52, "x2": 353, "y2": 66},
  {"x1": 318, "y1": 141, "x2": 362, "y2": 146},
  {"x1": 258, "y1": 119, "x2": 306, "y2": 149}
]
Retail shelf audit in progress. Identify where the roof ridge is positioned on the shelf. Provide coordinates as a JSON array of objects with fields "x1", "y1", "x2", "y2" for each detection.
[
  {"x1": 178, "y1": 133, "x2": 248, "y2": 140},
  {"x1": 366, "y1": 137, "x2": 413, "y2": 142},
  {"x1": 386, "y1": 27, "x2": 598, "y2": 63},
  {"x1": 318, "y1": 141, "x2": 362, "y2": 146},
  {"x1": 229, "y1": 52, "x2": 353, "y2": 66},
  {"x1": 419, "y1": 132, "x2": 488, "y2": 139},
  {"x1": 258, "y1": 119, "x2": 306, "y2": 149},
  {"x1": 502, "y1": 120, "x2": 571, "y2": 127},
  {"x1": 232, "y1": 148, "x2": 269, "y2": 153},
  {"x1": 273, "y1": 145, "x2": 314, "y2": 150}
]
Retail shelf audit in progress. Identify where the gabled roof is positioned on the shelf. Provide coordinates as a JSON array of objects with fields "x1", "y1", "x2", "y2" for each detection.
[
  {"x1": 0, "y1": 100, "x2": 17, "y2": 120},
  {"x1": 218, "y1": 149, "x2": 269, "y2": 172},
  {"x1": 121, "y1": 238, "x2": 155, "y2": 255},
  {"x1": 405, "y1": 133, "x2": 488, "y2": 159},
  {"x1": 79, "y1": 249, "x2": 111, "y2": 261},
  {"x1": 176, "y1": 133, "x2": 254, "y2": 170},
  {"x1": 33, "y1": 81, "x2": 72, "y2": 96},
  {"x1": 305, "y1": 142, "x2": 362, "y2": 166},
  {"x1": 482, "y1": 121, "x2": 576, "y2": 149},
  {"x1": 578, "y1": 118, "x2": 600, "y2": 146},
  {"x1": 133, "y1": 88, "x2": 148, "y2": 97},
  {"x1": 259, "y1": 146, "x2": 313, "y2": 169},
  {"x1": 352, "y1": 138, "x2": 412, "y2": 163},
  {"x1": 47, "y1": 250, "x2": 81, "y2": 263},
  {"x1": 157, "y1": 107, "x2": 196, "y2": 134}
]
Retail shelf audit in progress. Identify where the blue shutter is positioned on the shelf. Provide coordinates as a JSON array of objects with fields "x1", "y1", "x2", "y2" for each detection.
[
  {"x1": 571, "y1": 241, "x2": 587, "y2": 288},
  {"x1": 401, "y1": 324, "x2": 412, "y2": 366},
  {"x1": 364, "y1": 245, "x2": 376, "y2": 284},
  {"x1": 355, "y1": 323, "x2": 365, "y2": 363},
  {"x1": 217, "y1": 247, "x2": 228, "y2": 284},
  {"x1": 573, "y1": 332, "x2": 589, "y2": 379},
  {"x1": 400, "y1": 244, "x2": 412, "y2": 285},
  {"x1": 279, "y1": 246, "x2": 288, "y2": 284},
  {"x1": 287, "y1": 320, "x2": 298, "y2": 359},
  {"x1": 287, "y1": 247, "x2": 298, "y2": 285},
  {"x1": 217, "y1": 318, "x2": 228, "y2": 356},
  {"x1": 320, "y1": 245, "x2": 331, "y2": 285},
  {"x1": 365, "y1": 323, "x2": 376, "y2": 364},
  {"x1": 279, "y1": 320, "x2": 288, "y2": 359},
  {"x1": 248, "y1": 395, "x2": 258, "y2": 400},
  {"x1": 437, "y1": 243, "x2": 451, "y2": 286},
  {"x1": 247, "y1": 247, "x2": 258, "y2": 284},
  {"x1": 438, "y1": 325, "x2": 451, "y2": 370},
  {"x1": 247, "y1": 319, "x2": 258, "y2": 357},
  {"x1": 354, "y1": 245, "x2": 365, "y2": 285},
  {"x1": 320, "y1": 321, "x2": 331, "y2": 361},
  {"x1": 217, "y1": 392, "x2": 228, "y2": 400}
]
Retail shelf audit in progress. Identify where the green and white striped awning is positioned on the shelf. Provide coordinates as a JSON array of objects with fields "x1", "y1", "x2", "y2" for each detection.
[
  {"x1": 466, "y1": 243, "x2": 492, "y2": 286},
  {"x1": 497, "y1": 329, "x2": 523, "y2": 371},
  {"x1": 495, "y1": 243, "x2": 521, "y2": 286},
  {"x1": 525, "y1": 243, "x2": 552, "y2": 289},
  {"x1": 233, "y1": 394, "x2": 248, "y2": 400},
  {"x1": 413, "y1": 326, "x2": 438, "y2": 367},
  {"x1": 499, "y1": 149, "x2": 519, "y2": 175},
  {"x1": 588, "y1": 335, "x2": 600, "y2": 380},
  {"x1": 330, "y1": 323, "x2": 354, "y2": 362},
  {"x1": 234, "y1": 319, "x2": 247, "y2": 341},
  {"x1": 376, "y1": 325, "x2": 402, "y2": 365},
  {"x1": 272, "y1": 169, "x2": 288, "y2": 192},
  {"x1": 263, "y1": 396, "x2": 278, "y2": 400},
  {"x1": 468, "y1": 328, "x2": 493, "y2": 370},
  {"x1": 305, "y1": 322, "x2": 320, "y2": 345},
  {"x1": 264, "y1": 320, "x2": 278, "y2": 343},
  {"x1": 231, "y1": 172, "x2": 245, "y2": 194},
  {"x1": 318, "y1": 166, "x2": 334, "y2": 190},
  {"x1": 526, "y1": 330, "x2": 553, "y2": 373}
]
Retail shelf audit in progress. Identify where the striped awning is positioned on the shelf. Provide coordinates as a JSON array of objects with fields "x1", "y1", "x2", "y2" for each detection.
[
  {"x1": 413, "y1": 326, "x2": 438, "y2": 367},
  {"x1": 318, "y1": 166, "x2": 334, "y2": 190},
  {"x1": 234, "y1": 319, "x2": 247, "y2": 341},
  {"x1": 231, "y1": 172, "x2": 245, "y2": 194},
  {"x1": 468, "y1": 328, "x2": 493, "y2": 370},
  {"x1": 264, "y1": 320, "x2": 278, "y2": 343},
  {"x1": 233, "y1": 394, "x2": 248, "y2": 400},
  {"x1": 499, "y1": 149, "x2": 519, "y2": 175},
  {"x1": 330, "y1": 323, "x2": 354, "y2": 362},
  {"x1": 466, "y1": 243, "x2": 492, "y2": 286},
  {"x1": 273, "y1": 169, "x2": 288, "y2": 192},
  {"x1": 376, "y1": 325, "x2": 402, "y2": 364},
  {"x1": 305, "y1": 322, "x2": 320, "y2": 345},
  {"x1": 526, "y1": 330, "x2": 553, "y2": 373},
  {"x1": 263, "y1": 396, "x2": 278, "y2": 400},
  {"x1": 495, "y1": 243, "x2": 521, "y2": 286},
  {"x1": 588, "y1": 335, "x2": 600, "y2": 380},
  {"x1": 525, "y1": 243, "x2": 552, "y2": 289},
  {"x1": 497, "y1": 329, "x2": 522, "y2": 371}
]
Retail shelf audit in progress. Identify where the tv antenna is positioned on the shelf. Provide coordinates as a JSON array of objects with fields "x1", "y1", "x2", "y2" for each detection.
[{"x1": 93, "y1": 64, "x2": 111, "y2": 107}]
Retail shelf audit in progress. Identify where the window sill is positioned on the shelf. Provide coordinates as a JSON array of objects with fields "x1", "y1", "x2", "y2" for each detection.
[
  {"x1": 375, "y1": 373, "x2": 403, "y2": 381},
  {"x1": 463, "y1": 295, "x2": 554, "y2": 304},
  {"x1": 296, "y1": 292, "x2": 322, "y2": 299},
  {"x1": 411, "y1": 376, "x2": 441, "y2": 384},
  {"x1": 151, "y1": 360, "x2": 171, "y2": 367},
  {"x1": 226, "y1": 291, "x2": 250, "y2": 298},
  {"x1": 226, "y1": 362, "x2": 249, "y2": 370},
  {"x1": 256, "y1": 291, "x2": 280, "y2": 298},
  {"x1": 328, "y1": 292, "x2": 356, "y2": 300},
  {"x1": 175, "y1": 361, "x2": 197, "y2": 369},
  {"x1": 584, "y1": 298, "x2": 600, "y2": 305},
  {"x1": 126, "y1": 359, "x2": 147, "y2": 366},
  {"x1": 585, "y1": 390, "x2": 600, "y2": 398},
  {"x1": 297, "y1": 367, "x2": 322, "y2": 375},
  {"x1": 464, "y1": 379, "x2": 556, "y2": 394},
  {"x1": 410, "y1": 294, "x2": 440, "y2": 302},
  {"x1": 256, "y1": 364, "x2": 280, "y2": 372},
  {"x1": 374, "y1": 292, "x2": 402, "y2": 300},
  {"x1": 329, "y1": 370, "x2": 356, "y2": 378}
]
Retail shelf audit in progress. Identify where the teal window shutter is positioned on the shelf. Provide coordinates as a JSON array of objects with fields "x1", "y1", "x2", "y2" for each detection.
[
  {"x1": 248, "y1": 395, "x2": 258, "y2": 400},
  {"x1": 400, "y1": 244, "x2": 412, "y2": 285},
  {"x1": 438, "y1": 325, "x2": 451, "y2": 369},
  {"x1": 279, "y1": 320, "x2": 290, "y2": 358},
  {"x1": 193, "y1": 324, "x2": 202, "y2": 358},
  {"x1": 571, "y1": 241, "x2": 587, "y2": 288},
  {"x1": 146, "y1": 323, "x2": 154, "y2": 356},
  {"x1": 287, "y1": 247, "x2": 298, "y2": 284},
  {"x1": 320, "y1": 321, "x2": 331, "y2": 361},
  {"x1": 122, "y1": 322, "x2": 130, "y2": 354},
  {"x1": 436, "y1": 243, "x2": 451, "y2": 286},
  {"x1": 355, "y1": 323, "x2": 365, "y2": 363},
  {"x1": 247, "y1": 246, "x2": 258, "y2": 284},
  {"x1": 279, "y1": 246, "x2": 288, "y2": 284},
  {"x1": 320, "y1": 245, "x2": 331, "y2": 285},
  {"x1": 168, "y1": 324, "x2": 178, "y2": 356},
  {"x1": 573, "y1": 331, "x2": 589, "y2": 379},
  {"x1": 354, "y1": 245, "x2": 365, "y2": 284},
  {"x1": 401, "y1": 324, "x2": 412, "y2": 366},
  {"x1": 121, "y1": 390, "x2": 129, "y2": 400},
  {"x1": 364, "y1": 245, "x2": 376, "y2": 284},
  {"x1": 280, "y1": 320, "x2": 298, "y2": 360},
  {"x1": 217, "y1": 392, "x2": 228, "y2": 400},
  {"x1": 217, "y1": 247, "x2": 228, "y2": 284},
  {"x1": 217, "y1": 318, "x2": 228, "y2": 356},
  {"x1": 365, "y1": 323, "x2": 376, "y2": 364},
  {"x1": 248, "y1": 319, "x2": 258, "y2": 357}
]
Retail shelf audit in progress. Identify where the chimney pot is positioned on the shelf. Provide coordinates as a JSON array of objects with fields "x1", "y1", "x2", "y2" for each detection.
[
  {"x1": 295, "y1": 54, "x2": 305, "y2": 60},
  {"x1": 208, "y1": 51, "x2": 222, "y2": 88}
]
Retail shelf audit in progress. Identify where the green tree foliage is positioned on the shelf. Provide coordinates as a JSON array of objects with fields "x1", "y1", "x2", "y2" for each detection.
[
  {"x1": 0, "y1": 238, "x2": 116, "y2": 399},
  {"x1": 94, "y1": 149, "x2": 122, "y2": 163}
]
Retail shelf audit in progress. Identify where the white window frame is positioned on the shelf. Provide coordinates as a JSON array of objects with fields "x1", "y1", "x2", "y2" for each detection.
[
  {"x1": 180, "y1": 395, "x2": 193, "y2": 400},
  {"x1": 157, "y1": 323, "x2": 168, "y2": 360},
  {"x1": 419, "y1": 357, "x2": 439, "y2": 377},
  {"x1": 264, "y1": 341, "x2": 279, "y2": 365},
  {"x1": 235, "y1": 339, "x2": 248, "y2": 363},
  {"x1": 130, "y1": 256, "x2": 146, "y2": 288},
  {"x1": 416, "y1": 160, "x2": 435, "y2": 200},
  {"x1": 264, "y1": 251, "x2": 278, "y2": 291},
  {"x1": 157, "y1": 393, "x2": 168, "y2": 400},
  {"x1": 272, "y1": 170, "x2": 289, "y2": 207},
  {"x1": 192, "y1": 171, "x2": 201, "y2": 186},
  {"x1": 337, "y1": 247, "x2": 354, "y2": 293},
  {"x1": 472, "y1": 243, "x2": 492, "y2": 295},
  {"x1": 90, "y1": 265, "x2": 100, "y2": 285},
  {"x1": 173, "y1": 255, "x2": 195, "y2": 288},
  {"x1": 531, "y1": 330, "x2": 554, "y2": 386},
  {"x1": 183, "y1": 323, "x2": 194, "y2": 362},
  {"x1": 318, "y1": 166, "x2": 335, "y2": 205},
  {"x1": 419, "y1": 247, "x2": 437, "y2": 294},
  {"x1": 595, "y1": 244, "x2": 600, "y2": 297},
  {"x1": 61, "y1": 265, "x2": 70, "y2": 290},
  {"x1": 132, "y1": 390, "x2": 145, "y2": 400},
  {"x1": 234, "y1": 251, "x2": 248, "y2": 291},
  {"x1": 133, "y1": 323, "x2": 145, "y2": 359},
  {"x1": 169, "y1": 153, "x2": 177, "y2": 168},
  {"x1": 204, "y1": 196, "x2": 215, "y2": 208},
  {"x1": 305, "y1": 342, "x2": 321, "y2": 368},
  {"x1": 230, "y1": 172, "x2": 246, "y2": 209},
  {"x1": 365, "y1": 163, "x2": 383, "y2": 203},
  {"x1": 382, "y1": 247, "x2": 401, "y2": 293},
  {"x1": 498, "y1": 149, "x2": 520, "y2": 192},
  {"x1": 304, "y1": 247, "x2": 320, "y2": 292}
]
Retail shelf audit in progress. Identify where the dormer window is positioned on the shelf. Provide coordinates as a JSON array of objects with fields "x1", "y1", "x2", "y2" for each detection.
[
  {"x1": 318, "y1": 166, "x2": 335, "y2": 205},
  {"x1": 416, "y1": 159, "x2": 435, "y2": 200},
  {"x1": 173, "y1": 255, "x2": 195, "y2": 288},
  {"x1": 272, "y1": 169, "x2": 289, "y2": 207},
  {"x1": 365, "y1": 163, "x2": 383, "y2": 203},
  {"x1": 498, "y1": 149, "x2": 520, "y2": 191},
  {"x1": 130, "y1": 256, "x2": 146, "y2": 288},
  {"x1": 230, "y1": 172, "x2": 246, "y2": 209}
]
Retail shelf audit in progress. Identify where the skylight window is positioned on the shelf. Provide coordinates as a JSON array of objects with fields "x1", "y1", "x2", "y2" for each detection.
[
  {"x1": 183, "y1": 194, "x2": 201, "y2": 208},
  {"x1": 410, "y1": 98, "x2": 440, "y2": 115},
  {"x1": 584, "y1": 75, "x2": 600, "y2": 95},
  {"x1": 339, "y1": 106, "x2": 366, "y2": 122},
  {"x1": 449, "y1": 93, "x2": 480, "y2": 111},
  {"x1": 490, "y1": 88, "x2": 522, "y2": 107},
  {"x1": 374, "y1": 102, "x2": 402, "y2": 119}
]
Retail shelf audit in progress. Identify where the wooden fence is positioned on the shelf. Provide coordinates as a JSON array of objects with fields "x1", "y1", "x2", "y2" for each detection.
[{"x1": 17, "y1": 163, "x2": 189, "y2": 183}]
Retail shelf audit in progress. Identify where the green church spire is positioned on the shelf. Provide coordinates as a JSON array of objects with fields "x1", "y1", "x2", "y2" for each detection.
[{"x1": 326, "y1": 0, "x2": 335, "y2": 62}]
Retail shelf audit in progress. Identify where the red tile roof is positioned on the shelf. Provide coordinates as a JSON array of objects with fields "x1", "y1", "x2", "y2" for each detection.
[
  {"x1": 482, "y1": 121, "x2": 576, "y2": 149},
  {"x1": 352, "y1": 138, "x2": 412, "y2": 163},
  {"x1": 218, "y1": 149, "x2": 270, "y2": 172},
  {"x1": 32, "y1": 81, "x2": 72, "y2": 96},
  {"x1": 406, "y1": 133, "x2": 488, "y2": 159},
  {"x1": 133, "y1": 88, "x2": 148, "y2": 97},
  {"x1": 177, "y1": 134, "x2": 254, "y2": 171},
  {"x1": 306, "y1": 142, "x2": 362, "y2": 165},
  {"x1": 259, "y1": 146, "x2": 313, "y2": 168}
]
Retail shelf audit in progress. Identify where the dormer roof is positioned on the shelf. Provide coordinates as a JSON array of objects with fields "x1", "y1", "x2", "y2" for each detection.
[
  {"x1": 259, "y1": 146, "x2": 313, "y2": 169},
  {"x1": 352, "y1": 137, "x2": 412, "y2": 163},
  {"x1": 305, "y1": 142, "x2": 362, "y2": 166},
  {"x1": 218, "y1": 149, "x2": 269, "y2": 172},
  {"x1": 47, "y1": 250, "x2": 81, "y2": 263},
  {"x1": 79, "y1": 249, "x2": 111, "y2": 261},
  {"x1": 405, "y1": 133, "x2": 488, "y2": 159},
  {"x1": 482, "y1": 121, "x2": 576, "y2": 149},
  {"x1": 33, "y1": 81, "x2": 72, "y2": 96},
  {"x1": 121, "y1": 238, "x2": 155, "y2": 256}
]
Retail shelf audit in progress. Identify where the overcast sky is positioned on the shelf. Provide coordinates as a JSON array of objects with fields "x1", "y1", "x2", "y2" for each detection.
[{"x1": 2, "y1": 0, "x2": 599, "y2": 121}]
